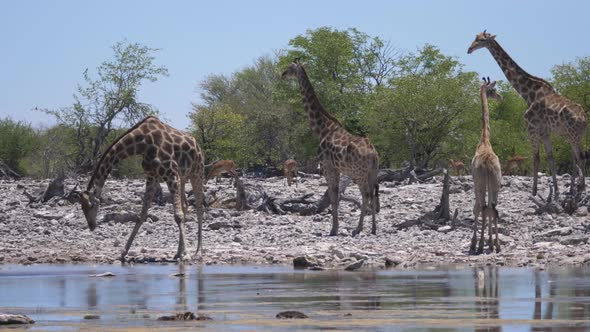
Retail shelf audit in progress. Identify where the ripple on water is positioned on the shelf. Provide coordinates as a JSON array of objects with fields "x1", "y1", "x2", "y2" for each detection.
[{"x1": 1, "y1": 264, "x2": 590, "y2": 331}]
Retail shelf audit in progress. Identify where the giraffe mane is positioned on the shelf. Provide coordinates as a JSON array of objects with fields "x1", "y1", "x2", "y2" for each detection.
[
  {"x1": 297, "y1": 65, "x2": 344, "y2": 127},
  {"x1": 492, "y1": 40, "x2": 554, "y2": 90}
]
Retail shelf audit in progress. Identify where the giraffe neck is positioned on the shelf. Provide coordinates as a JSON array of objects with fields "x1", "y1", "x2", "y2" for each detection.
[
  {"x1": 479, "y1": 88, "x2": 491, "y2": 146},
  {"x1": 486, "y1": 39, "x2": 553, "y2": 104},
  {"x1": 86, "y1": 129, "x2": 143, "y2": 196},
  {"x1": 296, "y1": 68, "x2": 342, "y2": 138}
]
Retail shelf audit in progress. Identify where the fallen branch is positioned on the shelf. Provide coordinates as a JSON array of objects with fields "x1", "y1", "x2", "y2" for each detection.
[
  {"x1": 530, "y1": 185, "x2": 562, "y2": 215},
  {"x1": 0, "y1": 160, "x2": 21, "y2": 179},
  {"x1": 102, "y1": 212, "x2": 159, "y2": 224},
  {"x1": 377, "y1": 166, "x2": 441, "y2": 183},
  {"x1": 23, "y1": 174, "x2": 69, "y2": 205}
]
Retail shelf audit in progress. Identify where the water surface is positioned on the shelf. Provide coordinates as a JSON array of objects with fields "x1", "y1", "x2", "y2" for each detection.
[{"x1": 1, "y1": 264, "x2": 589, "y2": 331}]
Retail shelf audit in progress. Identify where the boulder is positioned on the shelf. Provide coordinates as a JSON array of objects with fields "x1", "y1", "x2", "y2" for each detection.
[{"x1": 0, "y1": 313, "x2": 34, "y2": 325}]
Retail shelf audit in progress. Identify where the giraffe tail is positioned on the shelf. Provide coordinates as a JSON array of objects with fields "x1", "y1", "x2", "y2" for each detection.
[{"x1": 374, "y1": 182, "x2": 380, "y2": 213}]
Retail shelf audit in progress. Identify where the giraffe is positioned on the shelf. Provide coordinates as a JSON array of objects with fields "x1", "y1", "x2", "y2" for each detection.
[
  {"x1": 282, "y1": 59, "x2": 380, "y2": 236},
  {"x1": 471, "y1": 77, "x2": 503, "y2": 254},
  {"x1": 78, "y1": 116, "x2": 205, "y2": 261},
  {"x1": 468, "y1": 30, "x2": 587, "y2": 198},
  {"x1": 283, "y1": 159, "x2": 298, "y2": 187}
]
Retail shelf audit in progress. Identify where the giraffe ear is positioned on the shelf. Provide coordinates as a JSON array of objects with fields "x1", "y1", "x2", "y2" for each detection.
[
  {"x1": 301, "y1": 62, "x2": 308, "y2": 68},
  {"x1": 489, "y1": 34, "x2": 497, "y2": 40}
]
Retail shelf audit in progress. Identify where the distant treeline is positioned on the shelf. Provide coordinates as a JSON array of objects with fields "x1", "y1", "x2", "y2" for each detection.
[{"x1": 2, "y1": 27, "x2": 589, "y2": 178}]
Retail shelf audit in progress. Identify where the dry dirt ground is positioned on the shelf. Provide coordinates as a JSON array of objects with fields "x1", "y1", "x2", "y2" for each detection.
[{"x1": 1, "y1": 173, "x2": 589, "y2": 270}]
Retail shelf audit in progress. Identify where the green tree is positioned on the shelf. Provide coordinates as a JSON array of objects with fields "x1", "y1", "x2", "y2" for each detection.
[
  {"x1": 191, "y1": 56, "x2": 302, "y2": 167},
  {"x1": 281, "y1": 27, "x2": 399, "y2": 134},
  {"x1": 23, "y1": 124, "x2": 74, "y2": 178},
  {"x1": 551, "y1": 57, "x2": 590, "y2": 112},
  {"x1": 190, "y1": 103, "x2": 248, "y2": 165},
  {"x1": 365, "y1": 45, "x2": 479, "y2": 168},
  {"x1": 486, "y1": 82, "x2": 531, "y2": 169},
  {"x1": 551, "y1": 57, "x2": 590, "y2": 161},
  {"x1": 41, "y1": 41, "x2": 168, "y2": 172}
]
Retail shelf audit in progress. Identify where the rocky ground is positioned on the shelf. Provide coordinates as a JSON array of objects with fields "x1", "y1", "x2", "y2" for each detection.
[{"x1": 0, "y1": 173, "x2": 589, "y2": 270}]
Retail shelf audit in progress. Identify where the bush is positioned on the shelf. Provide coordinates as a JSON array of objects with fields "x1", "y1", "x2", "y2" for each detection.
[{"x1": 0, "y1": 117, "x2": 37, "y2": 174}]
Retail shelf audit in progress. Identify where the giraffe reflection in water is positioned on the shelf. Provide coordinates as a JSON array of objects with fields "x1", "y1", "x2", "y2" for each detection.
[{"x1": 474, "y1": 267, "x2": 501, "y2": 332}]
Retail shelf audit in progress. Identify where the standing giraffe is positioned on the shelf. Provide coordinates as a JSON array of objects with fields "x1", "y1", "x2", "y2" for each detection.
[
  {"x1": 468, "y1": 31, "x2": 587, "y2": 198},
  {"x1": 282, "y1": 59, "x2": 380, "y2": 236},
  {"x1": 471, "y1": 78, "x2": 503, "y2": 254},
  {"x1": 78, "y1": 116, "x2": 205, "y2": 261}
]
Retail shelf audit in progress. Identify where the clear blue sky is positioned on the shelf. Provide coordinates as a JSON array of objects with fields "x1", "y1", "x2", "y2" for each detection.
[{"x1": 1, "y1": 0, "x2": 589, "y2": 130}]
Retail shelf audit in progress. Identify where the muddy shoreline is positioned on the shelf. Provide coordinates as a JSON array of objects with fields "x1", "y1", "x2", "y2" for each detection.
[{"x1": 0, "y1": 174, "x2": 589, "y2": 269}]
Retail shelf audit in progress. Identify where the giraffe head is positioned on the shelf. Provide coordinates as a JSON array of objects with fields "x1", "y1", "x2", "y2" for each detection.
[
  {"x1": 467, "y1": 30, "x2": 496, "y2": 54},
  {"x1": 281, "y1": 58, "x2": 306, "y2": 80},
  {"x1": 481, "y1": 77, "x2": 503, "y2": 101},
  {"x1": 79, "y1": 191, "x2": 100, "y2": 231}
]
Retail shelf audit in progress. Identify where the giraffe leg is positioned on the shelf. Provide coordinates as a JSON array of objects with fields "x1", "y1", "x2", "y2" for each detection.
[
  {"x1": 121, "y1": 176, "x2": 158, "y2": 261},
  {"x1": 324, "y1": 165, "x2": 340, "y2": 236},
  {"x1": 542, "y1": 136, "x2": 559, "y2": 199},
  {"x1": 470, "y1": 204, "x2": 481, "y2": 254},
  {"x1": 167, "y1": 174, "x2": 190, "y2": 261},
  {"x1": 180, "y1": 179, "x2": 188, "y2": 217},
  {"x1": 190, "y1": 170, "x2": 205, "y2": 255},
  {"x1": 493, "y1": 206, "x2": 501, "y2": 253},
  {"x1": 352, "y1": 188, "x2": 370, "y2": 237},
  {"x1": 370, "y1": 184, "x2": 377, "y2": 235},
  {"x1": 572, "y1": 143, "x2": 585, "y2": 192},
  {"x1": 531, "y1": 137, "x2": 541, "y2": 197},
  {"x1": 487, "y1": 207, "x2": 494, "y2": 253},
  {"x1": 477, "y1": 205, "x2": 486, "y2": 254}
]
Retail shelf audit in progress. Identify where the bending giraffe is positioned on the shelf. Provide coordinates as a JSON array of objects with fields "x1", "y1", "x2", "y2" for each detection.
[
  {"x1": 282, "y1": 59, "x2": 380, "y2": 236},
  {"x1": 78, "y1": 116, "x2": 205, "y2": 261},
  {"x1": 468, "y1": 31, "x2": 587, "y2": 198},
  {"x1": 471, "y1": 78, "x2": 503, "y2": 254}
]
